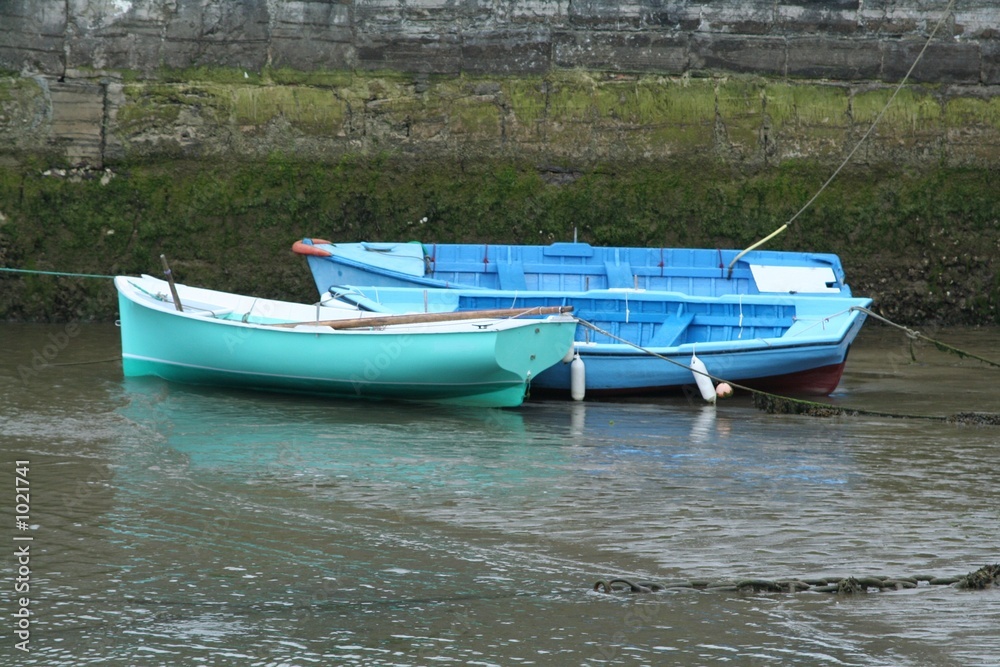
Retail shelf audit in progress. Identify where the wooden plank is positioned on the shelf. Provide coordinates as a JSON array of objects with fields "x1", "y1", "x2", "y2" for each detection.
[{"x1": 270, "y1": 305, "x2": 574, "y2": 330}]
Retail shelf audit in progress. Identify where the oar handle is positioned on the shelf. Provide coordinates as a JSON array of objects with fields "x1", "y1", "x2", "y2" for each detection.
[{"x1": 159, "y1": 254, "x2": 184, "y2": 312}]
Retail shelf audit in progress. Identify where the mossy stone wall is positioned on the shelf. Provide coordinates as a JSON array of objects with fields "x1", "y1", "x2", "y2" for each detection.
[{"x1": 1, "y1": 156, "x2": 996, "y2": 325}]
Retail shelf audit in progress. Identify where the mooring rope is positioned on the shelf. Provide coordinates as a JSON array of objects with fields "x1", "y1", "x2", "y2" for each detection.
[
  {"x1": 726, "y1": 0, "x2": 959, "y2": 276},
  {"x1": 594, "y1": 563, "x2": 1000, "y2": 596},
  {"x1": 0, "y1": 266, "x2": 117, "y2": 279},
  {"x1": 574, "y1": 316, "x2": 1000, "y2": 425},
  {"x1": 851, "y1": 306, "x2": 1000, "y2": 369}
]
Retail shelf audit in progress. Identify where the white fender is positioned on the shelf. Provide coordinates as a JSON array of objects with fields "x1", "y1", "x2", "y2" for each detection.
[
  {"x1": 570, "y1": 352, "x2": 586, "y2": 401},
  {"x1": 690, "y1": 352, "x2": 716, "y2": 404}
]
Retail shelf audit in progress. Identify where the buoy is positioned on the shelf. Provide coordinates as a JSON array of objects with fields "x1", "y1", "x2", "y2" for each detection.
[
  {"x1": 690, "y1": 352, "x2": 716, "y2": 404},
  {"x1": 715, "y1": 382, "x2": 733, "y2": 399},
  {"x1": 291, "y1": 240, "x2": 333, "y2": 257},
  {"x1": 570, "y1": 352, "x2": 586, "y2": 401},
  {"x1": 562, "y1": 345, "x2": 575, "y2": 364}
]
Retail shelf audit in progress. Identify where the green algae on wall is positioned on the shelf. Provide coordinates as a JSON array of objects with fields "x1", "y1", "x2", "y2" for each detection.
[
  {"x1": 0, "y1": 158, "x2": 997, "y2": 325},
  {"x1": 6, "y1": 67, "x2": 1000, "y2": 168},
  {"x1": 230, "y1": 85, "x2": 348, "y2": 132}
]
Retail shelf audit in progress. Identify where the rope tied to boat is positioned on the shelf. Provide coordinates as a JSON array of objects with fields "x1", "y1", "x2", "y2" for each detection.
[
  {"x1": 0, "y1": 266, "x2": 116, "y2": 279},
  {"x1": 725, "y1": 0, "x2": 958, "y2": 276},
  {"x1": 594, "y1": 564, "x2": 1000, "y2": 596},
  {"x1": 850, "y1": 306, "x2": 1000, "y2": 370}
]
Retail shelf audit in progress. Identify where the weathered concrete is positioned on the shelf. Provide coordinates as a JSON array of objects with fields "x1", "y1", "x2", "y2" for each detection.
[
  {"x1": 2, "y1": 2, "x2": 997, "y2": 81},
  {"x1": 0, "y1": 1, "x2": 997, "y2": 169},
  {"x1": 4, "y1": 70, "x2": 1000, "y2": 170}
]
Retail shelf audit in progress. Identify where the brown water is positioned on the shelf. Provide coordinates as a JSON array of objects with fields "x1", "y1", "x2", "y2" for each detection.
[{"x1": 1, "y1": 322, "x2": 998, "y2": 666}]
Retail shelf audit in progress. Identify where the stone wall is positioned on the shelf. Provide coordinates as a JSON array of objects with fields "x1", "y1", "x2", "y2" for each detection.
[
  {"x1": 0, "y1": 1, "x2": 998, "y2": 168},
  {"x1": 2, "y1": 1, "x2": 998, "y2": 82}
]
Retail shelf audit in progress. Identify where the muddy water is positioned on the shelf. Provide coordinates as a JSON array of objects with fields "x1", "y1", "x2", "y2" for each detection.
[{"x1": 1, "y1": 322, "x2": 997, "y2": 666}]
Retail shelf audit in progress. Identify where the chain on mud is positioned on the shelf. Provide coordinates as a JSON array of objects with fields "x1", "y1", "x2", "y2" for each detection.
[{"x1": 594, "y1": 563, "x2": 1000, "y2": 595}]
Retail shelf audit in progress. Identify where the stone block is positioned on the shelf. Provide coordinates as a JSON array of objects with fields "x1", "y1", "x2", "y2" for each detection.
[
  {"x1": 356, "y1": 32, "x2": 463, "y2": 74},
  {"x1": 983, "y1": 41, "x2": 1000, "y2": 85},
  {"x1": 162, "y1": 0, "x2": 271, "y2": 69},
  {"x1": 462, "y1": 30, "x2": 552, "y2": 75},
  {"x1": 567, "y1": 0, "x2": 676, "y2": 30},
  {"x1": 553, "y1": 31, "x2": 689, "y2": 73},
  {"x1": 48, "y1": 80, "x2": 105, "y2": 165},
  {"x1": 0, "y1": 0, "x2": 66, "y2": 73},
  {"x1": 776, "y1": 2, "x2": 862, "y2": 36},
  {"x1": 270, "y1": 1, "x2": 354, "y2": 70},
  {"x1": 786, "y1": 37, "x2": 882, "y2": 80},
  {"x1": 882, "y1": 40, "x2": 982, "y2": 84},
  {"x1": 690, "y1": 35, "x2": 787, "y2": 76}
]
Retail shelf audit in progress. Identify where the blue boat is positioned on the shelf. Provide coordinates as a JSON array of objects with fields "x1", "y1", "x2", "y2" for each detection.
[
  {"x1": 325, "y1": 285, "x2": 872, "y2": 398},
  {"x1": 293, "y1": 239, "x2": 852, "y2": 297}
]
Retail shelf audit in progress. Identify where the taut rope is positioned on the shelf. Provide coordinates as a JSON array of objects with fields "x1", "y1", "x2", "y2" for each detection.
[{"x1": 726, "y1": 0, "x2": 959, "y2": 277}]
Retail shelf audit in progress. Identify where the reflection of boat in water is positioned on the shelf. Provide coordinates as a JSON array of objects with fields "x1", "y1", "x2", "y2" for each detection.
[
  {"x1": 518, "y1": 399, "x2": 853, "y2": 492},
  {"x1": 117, "y1": 378, "x2": 533, "y2": 478},
  {"x1": 117, "y1": 374, "x2": 852, "y2": 505}
]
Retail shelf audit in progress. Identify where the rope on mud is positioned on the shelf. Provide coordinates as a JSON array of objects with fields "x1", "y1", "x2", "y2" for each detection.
[
  {"x1": 574, "y1": 318, "x2": 1000, "y2": 426},
  {"x1": 0, "y1": 266, "x2": 116, "y2": 279},
  {"x1": 726, "y1": 0, "x2": 958, "y2": 275},
  {"x1": 594, "y1": 563, "x2": 1000, "y2": 596},
  {"x1": 46, "y1": 357, "x2": 121, "y2": 367},
  {"x1": 851, "y1": 306, "x2": 1000, "y2": 369}
]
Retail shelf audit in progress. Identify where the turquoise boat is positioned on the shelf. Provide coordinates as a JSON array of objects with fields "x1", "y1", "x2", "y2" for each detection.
[
  {"x1": 293, "y1": 239, "x2": 852, "y2": 296},
  {"x1": 327, "y1": 285, "x2": 872, "y2": 398},
  {"x1": 115, "y1": 275, "x2": 578, "y2": 408}
]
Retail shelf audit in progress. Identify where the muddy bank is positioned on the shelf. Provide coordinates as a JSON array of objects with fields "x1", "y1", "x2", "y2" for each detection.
[{"x1": 0, "y1": 158, "x2": 997, "y2": 326}]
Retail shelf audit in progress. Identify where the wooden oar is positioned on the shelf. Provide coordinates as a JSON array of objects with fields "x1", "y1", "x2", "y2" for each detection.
[
  {"x1": 271, "y1": 305, "x2": 574, "y2": 330},
  {"x1": 159, "y1": 254, "x2": 183, "y2": 312}
]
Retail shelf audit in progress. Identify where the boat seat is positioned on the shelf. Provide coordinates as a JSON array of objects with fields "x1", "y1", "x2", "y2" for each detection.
[
  {"x1": 646, "y1": 313, "x2": 695, "y2": 347},
  {"x1": 605, "y1": 260, "x2": 634, "y2": 289},
  {"x1": 497, "y1": 261, "x2": 528, "y2": 290}
]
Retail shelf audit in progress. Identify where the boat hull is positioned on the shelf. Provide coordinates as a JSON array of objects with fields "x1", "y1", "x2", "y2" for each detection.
[
  {"x1": 529, "y1": 340, "x2": 857, "y2": 398},
  {"x1": 325, "y1": 285, "x2": 871, "y2": 398},
  {"x1": 115, "y1": 277, "x2": 577, "y2": 408}
]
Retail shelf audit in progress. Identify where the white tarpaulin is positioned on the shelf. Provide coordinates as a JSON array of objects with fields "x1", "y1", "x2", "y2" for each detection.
[{"x1": 749, "y1": 265, "x2": 841, "y2": 293}]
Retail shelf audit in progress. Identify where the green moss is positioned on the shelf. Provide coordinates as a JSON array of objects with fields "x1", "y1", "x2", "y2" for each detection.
[
  {"x1": 157, "y1": 66, "x2": 262, "y2": 85},
  {"x1": 3, "y1": 157, "x2": 996, "y2": 321},
  {"x1": 545, "y1": 71, "x2": 601, "y2": 122},
  {"x1": 943, "y1": 96, "x2": 1000, "y2": 129},
  {"x1": 503, "y1": 77, "x2": 547, "y2": 129},
  {"x1": 765, "y1": 83, "x2": 850, "y2": 128},
  {"x1": 118, "y1": 83, "x2": 230, "y2": 130},
  {"x1": 265, "y1": 67, "x2": 355, "y2": 88},
  {"x1": 449, "y1": 97, "x2": 501, "y2": 136},
  {"x1": 230, "y1": 85, "x2": 347, "y2": 131},
  {"x1": 852, "y1": 86, "x2": 941, "y2": 133},
  {"x1": 0, "y1": 76, "x2": 44, "y2": 103}
]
